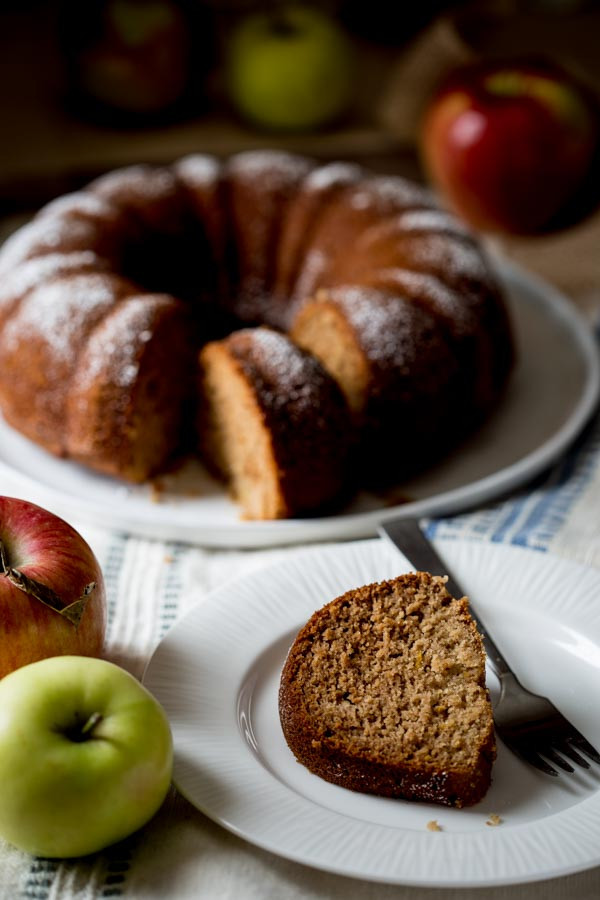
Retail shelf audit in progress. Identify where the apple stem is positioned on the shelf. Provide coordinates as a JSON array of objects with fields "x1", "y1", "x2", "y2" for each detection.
[
  {"x1": 267, "y1": 3, "x2": 296, "y2": 37},
  {"x1": 80, "y1": 711, "x2": 103, "y2": 738}
]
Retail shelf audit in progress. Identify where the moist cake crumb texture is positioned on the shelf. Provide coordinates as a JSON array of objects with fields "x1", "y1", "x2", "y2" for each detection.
[{"x1": 279, "y1": 571, "x2": 496, "y2": 807}]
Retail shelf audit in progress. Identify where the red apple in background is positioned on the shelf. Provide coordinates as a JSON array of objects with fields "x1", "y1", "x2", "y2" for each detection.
[
  {"x1": 58, "y1": 0, "x2": 218, "y2": 124},
  {"x1": 0, "y1": 497, "x2": 106, "y2": 679},
  {"x1": 79, "y1": 0, "x2": 190, "y2": 113},
  {"x1": 420, "y1": 59, "x2": 600, "y2": 234}
]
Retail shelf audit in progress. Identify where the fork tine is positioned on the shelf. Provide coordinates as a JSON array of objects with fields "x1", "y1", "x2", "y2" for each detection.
[
  {"x1": 557, "y1": 741, "x2": 591, "y2": 770},
  {"x1": 513, "y1": 745, "x2": 559, "y2": 777},
  {"x1": 543, "y1": 748, "x2": 575, "y2": 773},
  {"x1": 569, "y1": 733, "x2": 600, "y2": 764}
]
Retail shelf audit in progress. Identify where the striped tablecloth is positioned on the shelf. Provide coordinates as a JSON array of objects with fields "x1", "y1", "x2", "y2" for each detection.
[{"x1": 1, "y1": 226, "x2": 600, "y2": 898}]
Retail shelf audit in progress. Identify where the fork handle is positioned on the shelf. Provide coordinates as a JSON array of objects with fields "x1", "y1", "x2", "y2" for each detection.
[{"x1": 379, "y1": 519, "x2": 512, "y2": 679}]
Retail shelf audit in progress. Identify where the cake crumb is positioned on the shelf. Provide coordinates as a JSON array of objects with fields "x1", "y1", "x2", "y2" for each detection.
[
  {"x1": 426, "y1": 820, "x2": 442, "y2": 832},
  {"x1": 150, "y1": 481, "x2": 164, "y2": 503},
  {"x1": 486, "y1": 813, "x2": 502, "y2": 827},
  {"x1": 164, "y1": 554, "x2": 174, "y2": 564}
]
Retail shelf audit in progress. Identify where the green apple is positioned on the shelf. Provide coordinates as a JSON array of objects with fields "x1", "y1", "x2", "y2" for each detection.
[
  {"x1": 225, "y1": 4, "x2": 355, "y2": 131},
  {"x1": 0, "y1": 655, "x2": 173, "y2": 858}
]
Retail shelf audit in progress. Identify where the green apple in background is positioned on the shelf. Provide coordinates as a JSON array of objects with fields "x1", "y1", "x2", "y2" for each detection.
[
  {"x1": 225, "y1": 4, "x2": 355, "y2": 131},
  {"x1": 0, "y1": 656, "x2": 173, "y2": 858}
]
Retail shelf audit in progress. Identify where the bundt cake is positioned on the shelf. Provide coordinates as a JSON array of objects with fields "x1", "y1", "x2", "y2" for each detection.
[
  {"x1": 0, "y1": 150, "x2": 514, "y2": 519},
  {"x1": 279, "y1": 572, "x2": 496, "y2": 807}
]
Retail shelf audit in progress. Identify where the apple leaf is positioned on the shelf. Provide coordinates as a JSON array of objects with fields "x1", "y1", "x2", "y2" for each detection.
[{"x1": 0, "y1": 539, "x2": 95, "y2": 627}]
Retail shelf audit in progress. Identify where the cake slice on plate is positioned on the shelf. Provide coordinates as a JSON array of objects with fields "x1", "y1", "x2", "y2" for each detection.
[{"x1": 279, "y1": 571, "x2": 496, "y2": 807}]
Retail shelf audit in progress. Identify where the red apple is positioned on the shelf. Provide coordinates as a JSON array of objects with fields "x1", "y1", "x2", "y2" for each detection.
[
  {"x1": 67, "y1": 0, "x2": 193, "y2": 117},
  {"x1": 0, "y1": 497, "x2": 107, "y2": 679},
  {"x1": 420, "y1": 59, "x2": 600, "y2": 234}
]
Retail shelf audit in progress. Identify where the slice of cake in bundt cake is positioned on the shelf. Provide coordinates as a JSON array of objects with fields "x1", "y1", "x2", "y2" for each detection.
[
  {"x1": 66, "y1": 293, "x2": 196, "y2": 482},
  {"x1": 320, "y1": 205, "x2": 515, "y2": 406},
  {"x1": 0, "y1": 271, "x2": 136, "y2": 457},
  {"x1": 0, "y1": 251, "x2": 109, "y2": 332},
  {"x1": 87, "y1": 164, "x2": 208, "y2": 307},
  {"x1": 271, "y1": 161, "x2": 363, "y2": 328},
  {"x1": 198, "y1": 327, "x2": 353, "y2": 520},
  {"x1": 289, "y1": 175, "x2": 438, "y2": 309},
  {"x1": 291, "y1": 286, "x2": 463, "y2": 483},
  {"x1": 279, "y1": 572, "x2": 496, "y2": 807},
  {"x1": 175, "y1": 154, "x2": 229, "y2": 306},
  {"x1": 221, "y1": 151, "x2": 312, "y2": 327},
  {"x1": 0, "y1": 202, "x2": 130, "y2": 277}
]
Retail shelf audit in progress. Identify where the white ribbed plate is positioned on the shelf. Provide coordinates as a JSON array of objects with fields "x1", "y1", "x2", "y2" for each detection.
[
  {"x1": 0, "y1": 259, "x2": 598, "y2": 547},
  {"x1": 143, "y1": 539, "x2": 600, "y2": 887}
]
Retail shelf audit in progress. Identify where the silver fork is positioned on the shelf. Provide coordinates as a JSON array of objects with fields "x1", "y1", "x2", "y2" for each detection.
[{"x1": 379, "y1": 517, "x2": 600, "y2": 777}]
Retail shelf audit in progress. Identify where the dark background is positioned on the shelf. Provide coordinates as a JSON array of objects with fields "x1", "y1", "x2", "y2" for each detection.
[{"x1": 1, "y1": 0, "x2": 598, "y2": 215}]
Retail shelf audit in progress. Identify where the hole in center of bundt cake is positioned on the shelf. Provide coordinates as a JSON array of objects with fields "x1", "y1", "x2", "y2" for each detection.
[
  {"x1": 117, "y1": 225, "x2": 240, "y2": 342},
  {"x1": 119, "y1": 231, "x2": 202, "y2": 305}
]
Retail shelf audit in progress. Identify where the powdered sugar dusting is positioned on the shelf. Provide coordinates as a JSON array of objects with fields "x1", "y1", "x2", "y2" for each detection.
[
  {"x1": 239, "y1": 326, "x2": 329, "y2": 415},
  {"x1": 175, "y1": 154, "x2": 220, "y2": 187},
  {"x1": 0, "y1": 251, "x2": 102, "y2": 310},
  {"x1": 2, "y1": 272, "x2": 124, "y2": 358},
  {"x1": 73, "y1": 294, "x2": 169, "y2": 392},
  {"x1": 38, "y1": 192, "x2": 119, "y2": 222},
  {"x1": 293, "y1": 248, "x2": 327, "y2": 302},
  {"x1": 0, "y1": 217, "x2": 105, "y2": 273},
  {"x1": 91, "y1": 165, "x2": 178, "y2": 204},
  {"x1": 400, "y1": 234, "x2": 491, "y2": 287},
  {"x1": 349, "y1": 176, "x2": 434, "y2": 214},
  {"x1": 353, "y1": 212, "x2": 471, "y2": 260},
  {"x1": 304, "y1": 162, "x2": 362, "y2": 192},
  {"x1": 249, "y1": 325, "x2": 306, "y2": 375},
  {"x1": 323, "y1": 286, "x2": 426, "y2": 369},
  {"x1": 374, "y1": 209, "x2": 470, "y2": 237},
  {"x1": 227, "y1": 150, "x2": 311, "y2": 193},
  {"x1": 371, "y1": 268, "x2": 477, "y2": 334}
]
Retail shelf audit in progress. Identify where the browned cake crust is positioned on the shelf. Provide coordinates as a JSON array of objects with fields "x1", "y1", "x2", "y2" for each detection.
[
  {"x1": 221, "y1": 151, "x2": 312, "y2": 327},
  {"x1": 291, "y1": 286, "x2": 463, "y2": 483},
  {"x1": 279, "y1": 572, "x2": 496, "y2": 807},
  {"x1": 272, "y1": 161, "x2": 363, "y2": 326},
  {"x1": 66, "y1": 294, "x2": 195, "y2": 482},
  {"x1": 0, "y1": 271, "x2": 136, "y2": 455},
  {"x1": 0, "y1": 150, "x2": 515, "y2": 519}
]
